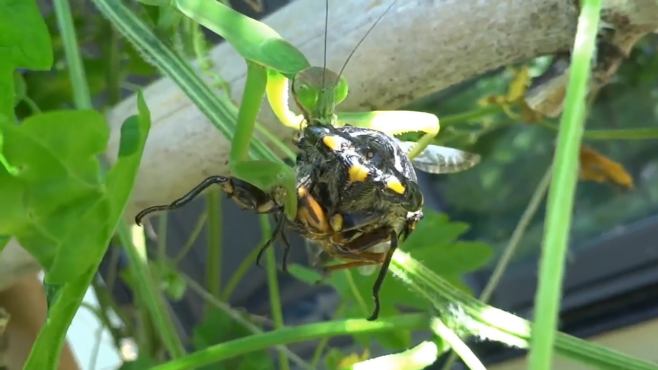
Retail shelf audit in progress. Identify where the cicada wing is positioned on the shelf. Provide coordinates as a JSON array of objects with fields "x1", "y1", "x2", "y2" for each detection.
[{"x1": 398, "y1": 141, "x2": 481, "y2": 174}]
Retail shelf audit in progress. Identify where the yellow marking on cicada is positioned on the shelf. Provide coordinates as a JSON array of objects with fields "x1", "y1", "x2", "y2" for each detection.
[
  {"x1": 330, "y1": 213, "x2": 343, "y2": 232},
  {"x1": 348, "y1": 163, "x2": 369, "y2": 182},
  {"x1": 296, "y1": 186, "x2": 329, "y2": 233},
  {"x1": 386, "y1": 178, "x2": 406, "y2": 194},
  {"x1": 322, "y1": 135, "x2": 341, "y2": 151}
]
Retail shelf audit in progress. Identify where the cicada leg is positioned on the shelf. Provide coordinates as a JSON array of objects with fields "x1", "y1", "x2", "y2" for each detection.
[
  {"x1": 135, "y1": 175, "x2": 280, "y2": 225},
  {"x1": 320, "y1": 230, "x2": 399, "y2": 321},
  {"x1": 367, "y1": 232, "x2": 398, "y2": 321},
  {"x1": 256, "y1": 214, "x2": 292, "y2": 272}
]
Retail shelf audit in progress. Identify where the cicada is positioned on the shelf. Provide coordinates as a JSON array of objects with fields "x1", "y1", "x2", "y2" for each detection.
[{"x1": 136, "y1": 2, "x2": 479, "y2": 320}]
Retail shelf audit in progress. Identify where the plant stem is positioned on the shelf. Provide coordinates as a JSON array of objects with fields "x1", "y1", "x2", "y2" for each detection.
[
  {"x1": 431, "y1": 318, "x2": 485, "y2": 370},
  {"x1": 480, "y1": 167, "x2": 552, "y2": 302},
  {"x1": 439, "y1": 105, "x2": 502, "y2": 125},
  {"x1": 173, "y1": 210, "x2": 208, "y2": 263},
  {"x1": 530, "y1": 1, "x2": 601, "y2": 369},
  {"x1": 390, "y1": 251, "x2": 657, "y2": 370},
  {"x1": 53, "y1": 0, "x2": 92, "y2": 109},
  {"x1": 206, "y1": 189, "x2": 222, "y2": 307},
  {"x1": 345, "y1": 270, "x2": 369, "y2": 316},
  {"x1": 117, "y1": 223, "x2": 185, "y2": 358},
  {"x1": 221, "y1": 239, "x2": 262, "y2": 301},
  {"x1": 262, "y1": 216, "x2": 290, "y2": 370},
  {"x1": 441, "y1": 167, "x2": 552, "y2": 370},
  {"x1": 584, "y1": 127, "x2": 658, "y2": 140},
  {"x1": 157, "y1": 214, "x2": 168, "y2": 262},
  {"x1": 182, "y1": 274, "x2": 312, "y2": 369},
  {"x1": 149, "y1": 314, "x2": 430, "y2": 370}
]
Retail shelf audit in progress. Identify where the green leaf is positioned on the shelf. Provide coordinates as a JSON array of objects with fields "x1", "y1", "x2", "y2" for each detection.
[
  {"x1": 48, "y1": 92, "x2": 151, "y2": 283},
  {"x1": 175, "y1": 0, "x2": 309, "y2": 76},
  {"x1": 288, "y1": 263, "x2": 322, "y2": 285},
  {"x1": 0, "y1": 0, "x2": 52, "y2": 118},
  {"x1": 0, "y1": 0, "x2": 53, "y2": 69},
  {"x1": 0, "y1": 110, "x2": 108, "y2": 270},
  {"x1": 156, "y1": 261, "x2": 187, "y2": 301},
  {"x1": 0, "y1": 235, "x2": 8, "y2": 253},
  {"x1": 23, "y1": 96, "x2": 150, "y2": 370}
]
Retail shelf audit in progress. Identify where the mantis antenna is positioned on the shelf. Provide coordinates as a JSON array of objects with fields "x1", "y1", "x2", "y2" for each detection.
[
  {"x1": 335, "y1": 0, "x2": 399, "y2": 83},
  {"x1": 322, "y1": 0, "x2": 329, "y2": 89}
]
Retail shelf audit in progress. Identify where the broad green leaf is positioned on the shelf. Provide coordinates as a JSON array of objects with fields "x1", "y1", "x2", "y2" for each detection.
[
  {"x1": 0, "y1": 0, "x2": 52, "y2": 118},
  {"x1": 175, "y1": 0, "x2": 309, "y2": 76},
  {"x1": 48, "y1": 93, "x2": 151, "y2": 282},
  {"x1": 0, "y1": 110, "x2": 108, "y2": 270},
  {"x1": 24, "y1": 96, "x2": 150, "y2": 370},
  {"x1": 0, "y1": 0, "x2": 52, "y2": 69}
]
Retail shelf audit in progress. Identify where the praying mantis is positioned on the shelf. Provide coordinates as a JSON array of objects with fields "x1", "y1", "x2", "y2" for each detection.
[{"x1": 137, "y1": 0, "x2": 479, "y2": 319}]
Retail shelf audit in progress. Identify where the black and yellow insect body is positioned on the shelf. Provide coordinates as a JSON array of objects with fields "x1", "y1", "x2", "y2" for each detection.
[{"x1": 136, "y1": 4, "x2": 481, "y2": 320}]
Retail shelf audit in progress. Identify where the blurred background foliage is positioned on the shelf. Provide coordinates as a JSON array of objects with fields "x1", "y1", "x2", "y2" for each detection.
[{"x1": 419, "y1": 36, "x2": 658, "y2": 267}]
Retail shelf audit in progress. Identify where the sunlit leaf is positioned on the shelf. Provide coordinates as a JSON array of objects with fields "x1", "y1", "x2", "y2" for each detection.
[{"x1": 175, "y1": 0, "x2": 308, "y2": 76}]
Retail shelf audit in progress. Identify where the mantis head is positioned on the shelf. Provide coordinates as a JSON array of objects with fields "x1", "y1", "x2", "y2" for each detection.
[{"x1": 291, "y1": 66, "x2": 348, "y2": 126}]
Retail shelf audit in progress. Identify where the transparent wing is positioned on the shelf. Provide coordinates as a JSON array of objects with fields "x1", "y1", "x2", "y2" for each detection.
[{"x1": 398, "y1": 141, "x2": 481, "y2": 174}]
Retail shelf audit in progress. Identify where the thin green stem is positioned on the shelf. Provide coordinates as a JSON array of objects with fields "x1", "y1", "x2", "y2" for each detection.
[
  {"x1": 310, "y1": 337, "x2": 330, "y2": 368},
  {"x1": 537, "y1": 120, "x2": 658, "y2": 141},
  {"x1": 206, "y1": 189, "x2": 222, "y2": 306},
  {"x1": 53, "y1": 0, "x2": 92, "y2": 109},
  {"x1": 430, "y1": 318, "x2": 485, "y2": 370},
  {"x1": 173, "y1": 210, "x2": 208, "y2": 263},
  {"x1": 117, "y1": 223, "x2": 186, "y2": 358},
  {"x1": 88, "y1": 326, "x2": 103, "y2": 370},
  {"x1": 106, "y1": 27, "x2": 121, "y2": 105},
  {"x1": 221, "y1": 238, "x2": 263, "y2": 301},
  {"x1": 480, "y1": 167, "x2": 551, "y2": 301},
  {"x1": 149, "y1": 314, "x2": 430, "y2": 370},
  {"x1": 530, "y1": 1, "x2": 601, "y2": 369},
  {"x1": 345, "y1": 270, "x2": 369, "y2": 317},
  {"x1": 157, "y1": 214, "x2": 168, "y2": 262},
  {"x1": 21, "y1": 95, "x2": 42, "y2": 115},
  {"x1": 583, "y1": 127, "x2": 658, "y2": 140},
  {"x1": 439, "y1": 105, "x2": 502, "y2": 125},
  {"x1": 261, "y1": 215, "x2": 290, "y2": 370},
  {"x1": 182, "y1": 274, "x2": 312, "y2": 369},
  {"x1": 442, "y1": 167, "x2": 552, "y2": 370}
]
